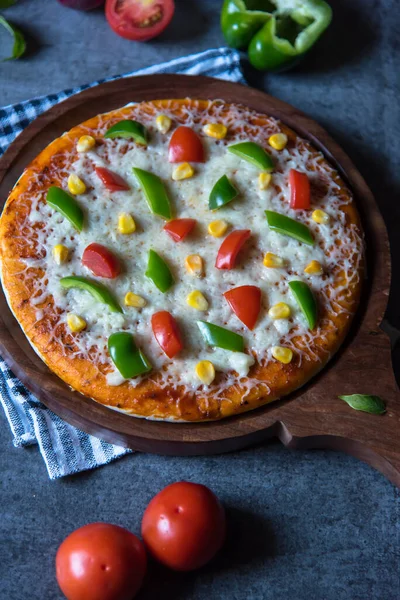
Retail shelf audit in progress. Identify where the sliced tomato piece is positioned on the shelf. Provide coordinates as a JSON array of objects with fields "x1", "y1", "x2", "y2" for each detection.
[
  {"x1": 289, "y1": 169, "x2": 310, "y2": 209},
  {"x1": 224, "y1": 285, "x2": 261, "y2": 330},
  {"x1": 215, "y1": 229, "x2": 251, "y2": 270},
  {"x1": 105, "y1": 0, "x2": 175, "y2": 41},
  {"x1": 151, "y1": 311, "x2": 183, "y2": 359},
  {"x1": 95, "y1": 166, "x2": 130, "y2": 192},
  {"x1": 163, "y1": 218, "x2": 196, "y2": 242},
  {"x1": 168, "y1": 126, "x2": 205, "y2": 163},
  {"x1": 82, "y1": 243, "x2": 121, "y2": 279}
]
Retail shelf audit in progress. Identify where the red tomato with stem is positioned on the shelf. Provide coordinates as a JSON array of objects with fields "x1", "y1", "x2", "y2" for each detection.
[
  {"x1": 142, "y1": 481, "x2": 226, "y2": 571},
  {"x1": 163, "y1": 218, "x2": 196, "y2": 242},
  {"x1": 151, "y1": 311, "x2": 183, "y2": 358},
  {"x1": 82, "y1": 243, "x2": 121, "y2": 279},
  {"x1": 95, "y1": 167, "x2": 130, "y2": 192},
  {"x1": 215, "y1": 229, "x2": 251, "y2": 270},
  {"x1": 105, "y1": 0, "x2": 175, "y2": 41},
  {"x1": 289, "y1": 169, "x2": 310, "y2": 209},
  {"x1": 56, "y1": 523, "x2": 147, "y2": 600},
  {"x1": 224, "y1": 285, "x2": 261, "y2": 330},
  {"x1": 168, "y1": 126, "x2": 205, "y2": 163}
]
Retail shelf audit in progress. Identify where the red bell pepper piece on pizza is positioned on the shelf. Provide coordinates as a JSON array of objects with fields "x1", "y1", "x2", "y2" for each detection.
[
  {"x1": 168, "y1": 126, "x2": 205, "y2": 163},
  {"x1": 223, "y1": 285, "x2": 261, "y2": 330},
  {"x1": 151, "y1": 311, "x2": 183, "y2": 359},
  {"x1": 82, "y1": 243, "x2": 121, "y2": 279},
  {"x1": 163, "y1": 218, "x2": 196, "y2": 242},
  {"x1": 215, "y1": 229, "x2": 251, "y2": 270},
  {"x1": 95, "y1": 166, "x2": 130, "y2": 192},
  {"x1": 289, "y1": 169, "x2": 310, "y2": 209}
]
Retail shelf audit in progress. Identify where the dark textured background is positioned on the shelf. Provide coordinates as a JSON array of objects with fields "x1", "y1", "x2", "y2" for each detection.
[{"x1": 0, "y1": 1, "x2": 399, "y2": 599}]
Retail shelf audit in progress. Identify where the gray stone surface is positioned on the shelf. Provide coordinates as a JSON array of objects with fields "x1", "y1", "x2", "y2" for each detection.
[{"x1": 0, "y1": 0, "x2": 399, "y2": 599}]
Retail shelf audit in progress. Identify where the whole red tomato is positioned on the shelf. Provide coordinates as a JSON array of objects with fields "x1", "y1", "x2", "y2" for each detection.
[
  {"x1": 56, "y1": 523, "x2": 147, "y2": 600},
  {"x1": 141, "y1": 481, "x2": 226, "y2": 571}
]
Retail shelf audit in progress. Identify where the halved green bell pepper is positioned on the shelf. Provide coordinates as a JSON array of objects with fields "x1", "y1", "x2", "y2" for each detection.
[
  {"x1": 108, "y1": 332, "x2": 152, "y2": 379},
  {"x1": 46, "y1": 186, "x2": 84, "y2": 232},
  {"x1": 60, "y1": 276, "x2": 122, "y2": 313},
  {"x1": 228, "y1": 141, "x2": 274, "y2": 171},
  {"x1": 197, "y1": 320, "x2": 244, "y2": 352},
  {"x1": 133, "y1": 167, "x2": 172, "y2": 220},
  {"x1": 105, "y1": 120, "x2": 148, "y2": 145},
  {"x1": 265, "y1": 210, "x2": 314, "y2": 245},
  {"x1": 209, "y1": 175, "x2": 238, "y2": 210},
  {"x1": 289, "y1": 280, "x2": 317, "y2": 329},
  {"x1": 145, "y1": 250, "x2": 174, "y2": 293},
  {"x1": 221, "y1": 0, "x2": 332, "y2": 71}
]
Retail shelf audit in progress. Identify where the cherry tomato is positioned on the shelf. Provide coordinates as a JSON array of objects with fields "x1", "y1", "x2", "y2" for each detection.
[
  {"x1": 95, "y1": 167, "x2": 130, "y2": 192},
  {"x1": 163, "y1": 218, "x2": 196, "y2": 242},
  {"x1": 289, "y1": 169, "x2": 310, "y2": 209},
  {"x1": 151, "y1": 311, "x2": 183, "y2": 359},
  {"x1": 105, "y1": 0, "x2": 175, "y2": 42},
  {"x1": 56, "y1": 523, "x2": 147, "y2": 600},
  {"x1": 168, "y1": 126, "x2": 205, "y2": 163},
  {"x1": 215, "y1": 229, "x2": 251, "y2": 270},
  {"x1": 142, "y1": 482, "x2": 226, "y2": 571},
  {"x1": 82, "y1": 243, "x2": 121, "y2": 279},
  {"x1": 223, "y1": 285, "x2": 261, "y2": 330}
]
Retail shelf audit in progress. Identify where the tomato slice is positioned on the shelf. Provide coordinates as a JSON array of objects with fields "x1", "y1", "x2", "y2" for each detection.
[
  {"x1": 224, "y1": 285, "x2": 261, "y2": 330},
  {"x1": 289, "y1": 169, "x2": 310, "y2": 209},
  {"x1": 105, "y1": 0, "x2": 175, "y2": 42},
  {"x1": 95, "y1": 166, "x2": 130, "y2": 192},
  {"x1": 168, "y1": 126, "x2": 205, "y2": 163},
  {"x1": 82, "y1": 243, "x2": 121, "y2": 279},
  {"x1": 151, "y1": 311, "x2": 183, "y2": 359},
  {"x1": 163, "y1": 218, "x2": 196, "y2": 242},
  {"x1": 215, "y1": 229, "x2": 251, "y2": 270}
]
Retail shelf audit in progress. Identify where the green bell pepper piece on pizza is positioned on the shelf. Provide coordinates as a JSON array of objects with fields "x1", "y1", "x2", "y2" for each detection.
[
  {"x1": 108, "y1": 332, "x2": 152, "y2": 379},
  {"x1": 221, "y1": 0, "x2": 332, "y2": 71},
  {"x1": 228, "y1": 141, "x2": 274, "y2": 171},
  {"x1": 197, "y1": 321, "x2": 244, "y2": 352},
  {"x1": 133, "y1": 167, "x2": 172, "y2": 220},
  {"x1": 265, "y1": 210, "x2": 314, "y2": 245},
  {"x1": 289, "y1": 280, "x2": 317, "y2": 329},
  {"x1": 145, "y1": 250, "x2": 174, "y2": 293},
  {"x1": 60, "y1": 276, "x2": 122, "y2": 313},
  {"x1": 209, "y1": 175, "x2": 238, "y2": 210},
  {"x1": 46, "y1": 186, "x2": 84, "y2": 232},
  {"x1": 105, "y1": 120, "x2": 148, "y2": 145}
]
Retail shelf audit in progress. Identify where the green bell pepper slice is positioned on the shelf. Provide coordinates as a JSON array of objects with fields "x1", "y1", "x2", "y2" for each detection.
[
  {"x1": 228, "y1": 141, "x2": 274, "y2": 171},
  {"x1": 289, "y1": 280, "x2": 317, "y2": 329},
  {"x1": 220, "y1": 0, "x2": 269, "y2": 48},
  {"x1": 197, "y1": 320, "x2": 244, "y2": 352},
  {"x1": 265, "y1": 210, "x2": 314, "y2": 245},
  {"x1": 108, "y1": 332, "x2": 152, "y2": 379},
  {"x1": 133, "y1": 167, "x2": 172, "y2": 220},
  {"x1": 145, "y1": 250, "x2": 174, "y2": 293},
  {"x1": 209, "y1": 175, "x2": 238, "y2": 210},
  {"x1": 104, "y1": 120, "x2": 148, "y2": 145},
  {"x1": 46, "y1": 186, "x2": 84, "y2": 232},
  {"x1": 60, "y1": 276, "x2": 122, "y2": 313}
]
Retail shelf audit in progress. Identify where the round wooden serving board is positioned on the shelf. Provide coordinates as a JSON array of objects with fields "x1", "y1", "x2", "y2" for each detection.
[{"x1": 0, "y1": 75, "x2": 399, "y2": 485}]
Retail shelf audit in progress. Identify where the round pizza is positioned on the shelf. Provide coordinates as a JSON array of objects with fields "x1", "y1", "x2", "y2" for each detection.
[{"x1": 0, "y1": 99, "x2": 364, "y2": 421}]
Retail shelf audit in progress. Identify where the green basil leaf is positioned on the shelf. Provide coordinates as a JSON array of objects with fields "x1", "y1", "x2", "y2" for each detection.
[
  {"x1": 0, "y1": 1, "x2": 17, "y2": 8},
  {"x1": 0, "y1": 16, "x2": 26, "y2": 60},
  {"x1": 338, "y1": 394, "x2": 386, "y2": 415}
]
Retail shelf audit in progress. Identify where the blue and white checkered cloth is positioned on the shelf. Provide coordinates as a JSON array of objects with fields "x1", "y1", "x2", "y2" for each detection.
[{"x1": 0, "y1": 48, "x2": 245, "y2": 479}]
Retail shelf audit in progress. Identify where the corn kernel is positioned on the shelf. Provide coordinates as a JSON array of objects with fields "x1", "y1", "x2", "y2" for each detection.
[
  {"x1": 208, "y1": 219, "x2": 228, "y2": 238},
  {"x1": 195, "y1": 360, "x2": 216, "y2": 385},
  {"x1": 67, "y1": 314, "x2": 87, "y2": 333},
  {"x1": 268, "y1": 302, "x2": 291, "y2": 319},
  {"x1": 76, "y1": 135, "x2": 95, "y2": 153},
  {"x1": 172, "y1": 162, "x2": 194, "y2": 181},
  {"x1": 155, "y1": 114, "x2": 172, "y2": 134},
  {"x1": 258, "y1": 172, "x2": 272, "y2": 190},
  {"x1": 187, "y1": 290, "x2": 209, "y2": 311},
  {"x1": 304, "y1": 260, "x2": 324, "y2": 275},
  {"x1": 268, "y1": 133, "x2": 288, "y2": 151},
  {"x1": 202, "y1": 123, "x2": 228, "y2": 140},
  {"x1": 124, "y1": 292, "x2": 147, "y2": 308},
  {"x1": 52, "y1": 244, "x2": 69, "y2": 265},
  {"x1": 185, "y1": 254, "x2": 204, "y2": 277},
  {"x1": 263, "y1": 252, "x2": 285, "y2": 268},
  {"x1": 118, "y1": 213, "x2": 136, "y2": 234},
  {"x1": 271, "y1": 346, "x2": 293, "y2": 364},
  {"x1": 67, "y1": 173, "x2": 86, "y2": 195},
  {"x1": 312, "y1": 209, "x2": 330, "y2": 225}
]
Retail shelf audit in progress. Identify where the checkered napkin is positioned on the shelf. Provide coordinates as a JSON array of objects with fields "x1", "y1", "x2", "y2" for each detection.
[{"x1": 0, "y1": 48, "x2": 245, "y2": 480}]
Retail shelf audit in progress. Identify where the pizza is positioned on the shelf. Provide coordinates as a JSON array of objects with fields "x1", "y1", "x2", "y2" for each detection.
[{"x1": 0, "y1": 99, "x2": 364, "y2": 421}]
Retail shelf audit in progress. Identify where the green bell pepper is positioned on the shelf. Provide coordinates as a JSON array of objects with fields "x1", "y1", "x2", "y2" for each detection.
[
  {"x1": 133, "y1": 167, "x2": 172, "y2": 220},
  {"x1": 289, "y1": 280, "x2": 317, "y2": 329},
  {"x1": 145, "y1": 250, "x2": 174, "y2": 293},
  {"x1": 46, "y1": 186, "x2": 84, "y2": 232},
  {"x1": 209, "y1": 175, "x2": 238, "y2": 210},
  {"x1": 105, "y1": 120, "x2": 148, "y2": 146},
  {"x1": 60, "y1": 276, "x2": 122, "y2": 313},
  {"x1": 221, "y1": 0, "x2": 332, "y2": 71},
  {"x1": 197, "y1": 320, "x2": 244, "y2": 352},
  {"x1": 228, "y1": 141, "x2": 274, "y2": 171},
  {"x1": 265, "y1": 210, "x2": 314, "y2": 245},
  {"x1": 108, "y1": 332, "x2": 152, "y2": 379}
]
